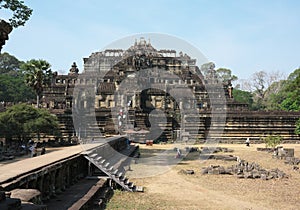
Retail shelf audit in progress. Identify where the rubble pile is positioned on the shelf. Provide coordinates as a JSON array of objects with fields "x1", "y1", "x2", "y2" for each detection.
[
  {"x1": 200, "y1": 147, "x2": 234, "y2": 153},
  {"x1": 201, "y1": 161, "x2": 288, "y2": 180}
]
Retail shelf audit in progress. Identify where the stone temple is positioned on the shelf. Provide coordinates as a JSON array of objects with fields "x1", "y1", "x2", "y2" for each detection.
[{"x1": 41, "y1": 38, "x2": 300, "y2": 143}]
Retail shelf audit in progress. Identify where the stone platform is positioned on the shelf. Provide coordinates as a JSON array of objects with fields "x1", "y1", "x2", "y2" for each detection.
[
  {"x1": 0, "y1": 144, "x2": 98, "y2": 185},
  {"x1": 0, "y1": 136, "x2": 125, "y2": 186}
]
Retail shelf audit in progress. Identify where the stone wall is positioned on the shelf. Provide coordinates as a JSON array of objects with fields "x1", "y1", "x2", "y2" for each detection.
[{"x1": 0, "y1": 137, "x2": 129, "y2": 208}]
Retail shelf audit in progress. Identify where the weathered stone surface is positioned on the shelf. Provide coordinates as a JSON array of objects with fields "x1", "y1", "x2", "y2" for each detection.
[
  {"x1": 34, "y1": 38, "x2": 300, "y2": 143},
  {"x1": 201, "y1": 161, "x2": 288, "y2": 180},
  {"x1": 200, "y1": 147, "x2": 234, "y2": 154},
  {"x1": 179, "y1": 169, "x2": 195, "y2": 175},
  {"x1": 260, "y1": 174, "x2": 267, "y2": 180},
  {"x1": 10, "y1": 189, "x2": 41, "y2": 204}
]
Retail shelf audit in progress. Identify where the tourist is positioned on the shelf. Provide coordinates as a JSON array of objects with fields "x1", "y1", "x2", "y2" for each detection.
[
  {"x1": 41, "y1": 147, "x2": 46, "y2": 155},
  {"x1": 246, "y1": 138, "x2": 250, "y2": 147},
  {"x1": 29, "y1": 145, "x2": 36, "y2": 157},
  {"x1": 176, "y1": 148, "x2": 181, "y2": 158},
  {"x1": 126, "y1": 138, "x2": 130, "y2": 149}
]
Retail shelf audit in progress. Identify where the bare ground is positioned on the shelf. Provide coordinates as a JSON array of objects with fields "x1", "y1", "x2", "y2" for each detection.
[{"x1": 106, "y1": 143, "x2": 300, "y2": 210}]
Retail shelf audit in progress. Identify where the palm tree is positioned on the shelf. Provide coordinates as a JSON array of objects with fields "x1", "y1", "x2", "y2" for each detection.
[{"x1": 21, "y1": 59, "x2": 52, "y2": 108}]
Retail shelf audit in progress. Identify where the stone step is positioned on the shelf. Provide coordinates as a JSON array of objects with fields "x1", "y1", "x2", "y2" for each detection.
[
  {"x1": 134, "y1": 186, "x2": 144, "y2": 192},
  {"x1": 128, "y1": 182, "x2": 134, "y2": 188},
  {"x1": 119, "y1": 175, "x2": 126, "y2": 182},
  {"x1": 89, "y1": 153, "x2": 98, "y2": 158},
  {"x1": 95, "y1": 156, "x2": 103, "y2": 162},
  {"x1": 99, "y1": 159, "x2": 106, "y2": 165},
  {"x1": 112, "y1": 169, "x2": 118, "y2": 175},
  {"x1": 123, "y1": 178, "x2": 129, "y2": 185},
  {"x1": 104, "y1": 162, "x2": 110, "y2": 168}
]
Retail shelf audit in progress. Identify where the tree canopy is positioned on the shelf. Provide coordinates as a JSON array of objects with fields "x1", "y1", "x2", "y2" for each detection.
[
  {"x1": 216, "y1": 68, "x2": 238, "y2": 84},
  {"x1": 0, "y1": 0, "x2": 32, "y2": 28},
  {"x1": 0, "y1": 74, "x2": 35, "y2": 102},
  {"x1": 238, "y1": 69, "x2": 300, "y2": 111},
  {"x1": 0, "y1": 52, "x2": 35, "y2": 102},
  {"x1": 21, "y1": 59, "x2": 52, "y2": 107},
  {"x1": 0, "y1": 104, "x2": 60, "y2": 142},
  {"x1": 232, "y1": 89, "x2": 253, "y2": 108},
  {"x1": 0, "y1": 52, "x2": 24, "y2": 74},
  {"x1": 279, "y1": 68, "x2": 300, "y2": 111}
]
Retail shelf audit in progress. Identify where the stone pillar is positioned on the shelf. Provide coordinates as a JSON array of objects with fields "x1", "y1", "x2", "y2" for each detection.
[
  {"x1": 49, "y1": 171, "x2": 56, "y2": 197},
  {"x1": 54, "y1": 169, "x2": 63, "y2": 194},
  {"x1": 37, "y1": 176, "x2": 44, "y2": 195},
  {"x1": 0, "y1": 20, "x2": 13, "y2": 52},
  {"x1": 42, "y1": 174, "x2": 51, "y2": 200}
]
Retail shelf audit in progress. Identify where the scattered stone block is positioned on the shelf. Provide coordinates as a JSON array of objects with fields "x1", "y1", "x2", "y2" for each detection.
[
  {"x1": 201, "y1": 167, "x2": 209, "y2": 174},
  {"x1": 201, "y1": 161, "x2": 287, "y2": 180},
  {"x1": 243, "y1": 172, "x2": 253, "y2": 179},
  {"x1": 261, "y1": 174, "x2": 267, "y2": 180},
  {"x1": 179, "y1": 169, "x2": 195, "y2": 175},
  {"x1": 135, "y1": 186, "x2": 144, "y2": 192}
]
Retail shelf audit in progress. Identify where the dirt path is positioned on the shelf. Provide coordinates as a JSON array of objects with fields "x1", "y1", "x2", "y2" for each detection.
[
  {"x1": 107, "y1": 143, "x2": 300, "y2": 210},
  {"x1": 144, "y1": 170, "x2": 268, "y2": 210}
]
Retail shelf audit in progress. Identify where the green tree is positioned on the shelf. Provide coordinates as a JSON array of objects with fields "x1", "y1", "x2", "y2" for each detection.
[
  {"x1": 295, "y1": 119, "x2": 300, "y2": 136},
  {"x1": 232, "y1": 89, "x2": 253, "y2": 108},
  {"x1": 0, "y1": 0, "x2": 32, "y2": 28},
  {"x1": 0, "y1": 53, "x2": 35, "y2": 102},
  {"x1": 0, "y1": 52, "x2": 24, "y2": 74},
  {"x1": 0, "y1": 104, "x2": 60, "y2": 143},
  {"x1": 263, "y1": 135, "x2": 282, "y2": 149},
  {"x1": 0, "y1": 74, "x2": 35, "y2": 102},
  {"x1": 216, "y1": 68, "x2": 238, "y2": 84},
  {"x1": 280, "y1": 68, "x2": 300, "y2": 111},
  {"x1": 21, "y1": 59, "x2": 52, "y2": 107}
]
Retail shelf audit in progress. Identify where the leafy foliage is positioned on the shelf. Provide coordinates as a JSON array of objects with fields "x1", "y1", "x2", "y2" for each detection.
[
  {"x1": 279, "y1": 68, "x2": 300, "y2": 111},
  {"x1": 0, "y1": 52, "x2": 24, "y2": 74},
  {"x1": 0, "y1": 53, "x2": 35, "y2": 102},
  {"x1": 295, "y1": 119, "x2": 300, "y2": 136},
  {"x1": 0, "y1": 104, "x2": 60, "y2": 142},
  {"x1": 232, "y1": 89, "x2": 253, "y2": 108},
  {"x1": 263, "y1": 135, "x2": 282, "y2": 149},
  {"x1": 21, "y1": 59, "x2": 52, "y2": 107},
  {"x1": 216, "y1": 68, "x2": 238, "y2": 83},
  {"x1": 0, "y1": 0, "x2": 33, "y2": 28},
  {"x1": 0, "y1": 74, "x2": 35, "y2": 102}
]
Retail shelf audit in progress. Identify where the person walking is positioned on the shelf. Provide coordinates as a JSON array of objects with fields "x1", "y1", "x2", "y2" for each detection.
[
  {"x1": 29, "y1": 145, "x2": 36, "y2": 157},
  {"x1": 246, "y1": 138, "x2": 250, "y2": 147}
]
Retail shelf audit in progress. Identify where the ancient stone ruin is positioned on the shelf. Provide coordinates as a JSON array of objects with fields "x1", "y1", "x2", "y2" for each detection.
[
  {"x1": 0, "y1": 190, "x2": 46, "y2": 210},
  {"x1": 258, "y1": 147, "x2": 300, "y2": 172},
  {"x1": 201, "y1": 161, "x2": 288, "y2": 180},
  {"x1": 39, "y1": 38, "x2": 300, "y2": 143}
]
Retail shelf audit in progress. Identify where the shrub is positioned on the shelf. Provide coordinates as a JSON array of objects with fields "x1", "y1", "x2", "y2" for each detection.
[{"x1": 263, "y1": 135, "x2": 282, "y2": 149}]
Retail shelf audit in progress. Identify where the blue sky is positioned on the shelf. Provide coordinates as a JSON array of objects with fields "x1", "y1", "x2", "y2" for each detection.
[{"x1": 1, "y1": 0, "x2": 300, "y2": 79}]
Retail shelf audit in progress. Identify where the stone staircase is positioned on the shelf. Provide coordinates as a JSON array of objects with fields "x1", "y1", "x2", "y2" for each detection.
[{"x1": 83, "y1": 146, "x2": 142, "y2": 192}]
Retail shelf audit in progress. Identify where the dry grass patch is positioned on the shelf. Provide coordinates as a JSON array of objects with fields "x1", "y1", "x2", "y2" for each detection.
[{"x1": 106, "y1": 143, "x2": 300, "y2": 210}]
